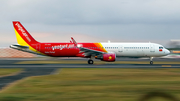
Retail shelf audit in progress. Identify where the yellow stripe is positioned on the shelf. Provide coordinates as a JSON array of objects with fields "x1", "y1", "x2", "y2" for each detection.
[
  {"x1": 98, "y1": 43, "x2": 107, "y2": 52},
  {"x1": 14, "y1": 28, "x2": 28, "y2": 46}
]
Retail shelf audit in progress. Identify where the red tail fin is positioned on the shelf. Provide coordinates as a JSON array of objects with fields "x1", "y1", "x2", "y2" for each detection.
[{"x1": 13, "y1": 21, "x2": 38, "y2": 45}]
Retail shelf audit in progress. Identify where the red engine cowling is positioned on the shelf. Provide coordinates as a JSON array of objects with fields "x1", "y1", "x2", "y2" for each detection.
[{"x1": 102, "y1": 53, "x2": 116, "y2": 62}]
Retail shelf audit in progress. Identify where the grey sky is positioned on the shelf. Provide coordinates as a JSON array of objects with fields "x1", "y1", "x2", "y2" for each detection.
[{"x1": 0, "y1": 0, "x2": 180, "y2": 47}]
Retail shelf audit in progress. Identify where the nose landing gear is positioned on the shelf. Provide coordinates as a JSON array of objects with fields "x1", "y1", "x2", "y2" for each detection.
[
  {"x1": 150, "y1": 61, "x2": 153, "y2": 65},
  {"x1": 150, "y1": 57, "x2": 153, "y2": 65}
]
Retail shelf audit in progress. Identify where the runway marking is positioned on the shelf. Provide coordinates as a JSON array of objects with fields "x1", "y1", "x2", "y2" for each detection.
[{"x1": 162, "y1": 65, "x2": 172, "y2": 67}]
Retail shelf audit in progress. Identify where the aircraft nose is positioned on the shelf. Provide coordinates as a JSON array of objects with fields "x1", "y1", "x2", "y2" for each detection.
[{"x1": 165, "y1": 49, "x2": 170, "y2": 55}]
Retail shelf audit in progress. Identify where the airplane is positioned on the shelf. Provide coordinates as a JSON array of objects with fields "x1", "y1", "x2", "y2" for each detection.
[{"x1": 10, "y1": 21, "x2": 170, "y2": 65}]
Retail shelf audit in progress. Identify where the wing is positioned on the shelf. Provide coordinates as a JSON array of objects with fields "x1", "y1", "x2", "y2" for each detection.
[
  {"x1": 71, "y1": 37, "x2": 107, "y2": 57},
  {"x1": 79, "y1": 47, "x2": 106, "y2": 57}
]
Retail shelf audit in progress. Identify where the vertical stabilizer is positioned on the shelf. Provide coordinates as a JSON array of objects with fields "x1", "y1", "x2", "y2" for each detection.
[{"x1": 12, "y1": 21, "x2": 38, "y2": 46}]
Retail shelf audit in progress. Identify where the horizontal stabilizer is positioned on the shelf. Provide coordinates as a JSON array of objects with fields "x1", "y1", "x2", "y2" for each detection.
[
  {"x1": 10, "y1": 44, "x2": 44, "y2": 56},
  {"x1": 11, "y1": 44, "x2": 29, "y2": 49}
]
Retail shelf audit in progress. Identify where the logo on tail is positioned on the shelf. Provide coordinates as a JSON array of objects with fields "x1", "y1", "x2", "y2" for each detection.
[
  {"x1": 13, "y1": 21, "x2": 38, "y2": 45},
  {"x1": 15, "y1": 23, "x2": 31, "y2": 42}
]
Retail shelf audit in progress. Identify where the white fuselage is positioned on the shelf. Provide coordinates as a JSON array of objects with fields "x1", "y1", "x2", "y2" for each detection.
[{"x1": 101, "y1": 43, "x2": 170, "y2": 57}]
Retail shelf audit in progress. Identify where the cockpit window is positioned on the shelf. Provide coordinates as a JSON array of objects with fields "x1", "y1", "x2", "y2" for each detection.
[{"x1": 159, "y1": 47, "x2": 163, "y2": 49}]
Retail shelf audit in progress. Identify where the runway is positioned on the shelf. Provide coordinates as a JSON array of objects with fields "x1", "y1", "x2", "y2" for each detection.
[
  {"x1": 0, "y1": 67, "x2": 57, "y2": 90},
  {"x1": 0, "y1": 57, "x2": 180, "y2": 68},
  {"x1": 0, "y1": 64, "x2": 177, "y2": 68},
  {"x1": 0, "y1": 58, "x2": 179, "y2": 90},
  {"x1": 0, "y1": 58, "x2": 179, "y2": 69}
]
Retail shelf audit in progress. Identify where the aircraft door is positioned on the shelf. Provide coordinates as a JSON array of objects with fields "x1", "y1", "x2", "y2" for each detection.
[
  {"x1": 150, "y1": 44, "x2": 155, "y2": 52},
  {"x1": 36, "y1": 44, "x2": 41, "y2": 52},
  {"x1": 118, "y1": 45, "x2": 123, "y2": 52}
]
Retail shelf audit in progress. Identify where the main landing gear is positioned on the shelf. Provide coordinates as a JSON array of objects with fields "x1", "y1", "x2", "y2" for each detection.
[
  {"x1": 150, "y1": 57, "x2": 153, "y2": 65},
  {"x1": 88, "y1": 59, "x2": 94, "y2": 64}
]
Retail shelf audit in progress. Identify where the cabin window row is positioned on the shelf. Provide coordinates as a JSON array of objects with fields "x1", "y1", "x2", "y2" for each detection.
[
  {"x1": 45, "y1": 47, "x2": 150, "y2": 49},
  {"x1": 44, "y1": 47, "x2": 119, "y2": 49},
  {"x1": 45, "y1": 47, "x2": 78, "y2": 49},
  {"x1": 85, "y1": 47, "x2": 118, "y2": 49},
  {"x1": 124, "y1": 47, "x2": 150, "y2": 49}
]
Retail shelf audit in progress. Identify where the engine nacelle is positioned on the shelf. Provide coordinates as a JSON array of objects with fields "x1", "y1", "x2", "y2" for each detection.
[{"x1": 96, "y1": 53, "x2": 116, "y2": 62}]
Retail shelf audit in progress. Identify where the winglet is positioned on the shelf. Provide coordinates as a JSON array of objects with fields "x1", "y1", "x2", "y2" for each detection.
[{"x1": 71, "y1": 37, "x2": 77, "y2": 46}]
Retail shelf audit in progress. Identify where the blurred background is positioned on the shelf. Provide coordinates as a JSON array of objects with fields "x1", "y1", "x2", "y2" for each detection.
[
  {"x1": 0, "y1": 0, "x2": 180, "y2": 58},
  {"x1": 1, "y1": 0, "x2": 180, "y2": 47},
  {"x1": 1, "y1": 1, "x2": 180, "y2": 101}
]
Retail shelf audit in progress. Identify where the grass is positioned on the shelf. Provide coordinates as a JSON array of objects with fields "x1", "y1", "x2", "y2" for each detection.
[
  {"x1": 0, "y1": 68, "x2": 180, "y2": 101},
  {"x1": 0, "y1": 68, "x2": 22, "y2": 77}
]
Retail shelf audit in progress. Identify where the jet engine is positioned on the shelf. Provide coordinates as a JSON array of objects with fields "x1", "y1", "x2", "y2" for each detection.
[{"x1": 96, "y1": 53, "x2": 116, "y2": 62}]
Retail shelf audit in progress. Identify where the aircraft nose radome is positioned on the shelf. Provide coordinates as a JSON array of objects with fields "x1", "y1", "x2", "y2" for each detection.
[{"x1": 166, "y1": 49, "x2": 170, "y2": 55}]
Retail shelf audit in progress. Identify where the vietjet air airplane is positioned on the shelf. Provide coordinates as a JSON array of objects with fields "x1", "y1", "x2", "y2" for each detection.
[{"x1": 10, "y1": 21, "x2": 170, "y2": 64}]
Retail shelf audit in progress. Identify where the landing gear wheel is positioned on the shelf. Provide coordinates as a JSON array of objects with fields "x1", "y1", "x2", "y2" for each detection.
[
  {"x1": 88, "y1": 60, "x2": 94, "y2": 64},
  {"x1": 150, "y1": 61, "x2": 153, "y2": 65}
]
